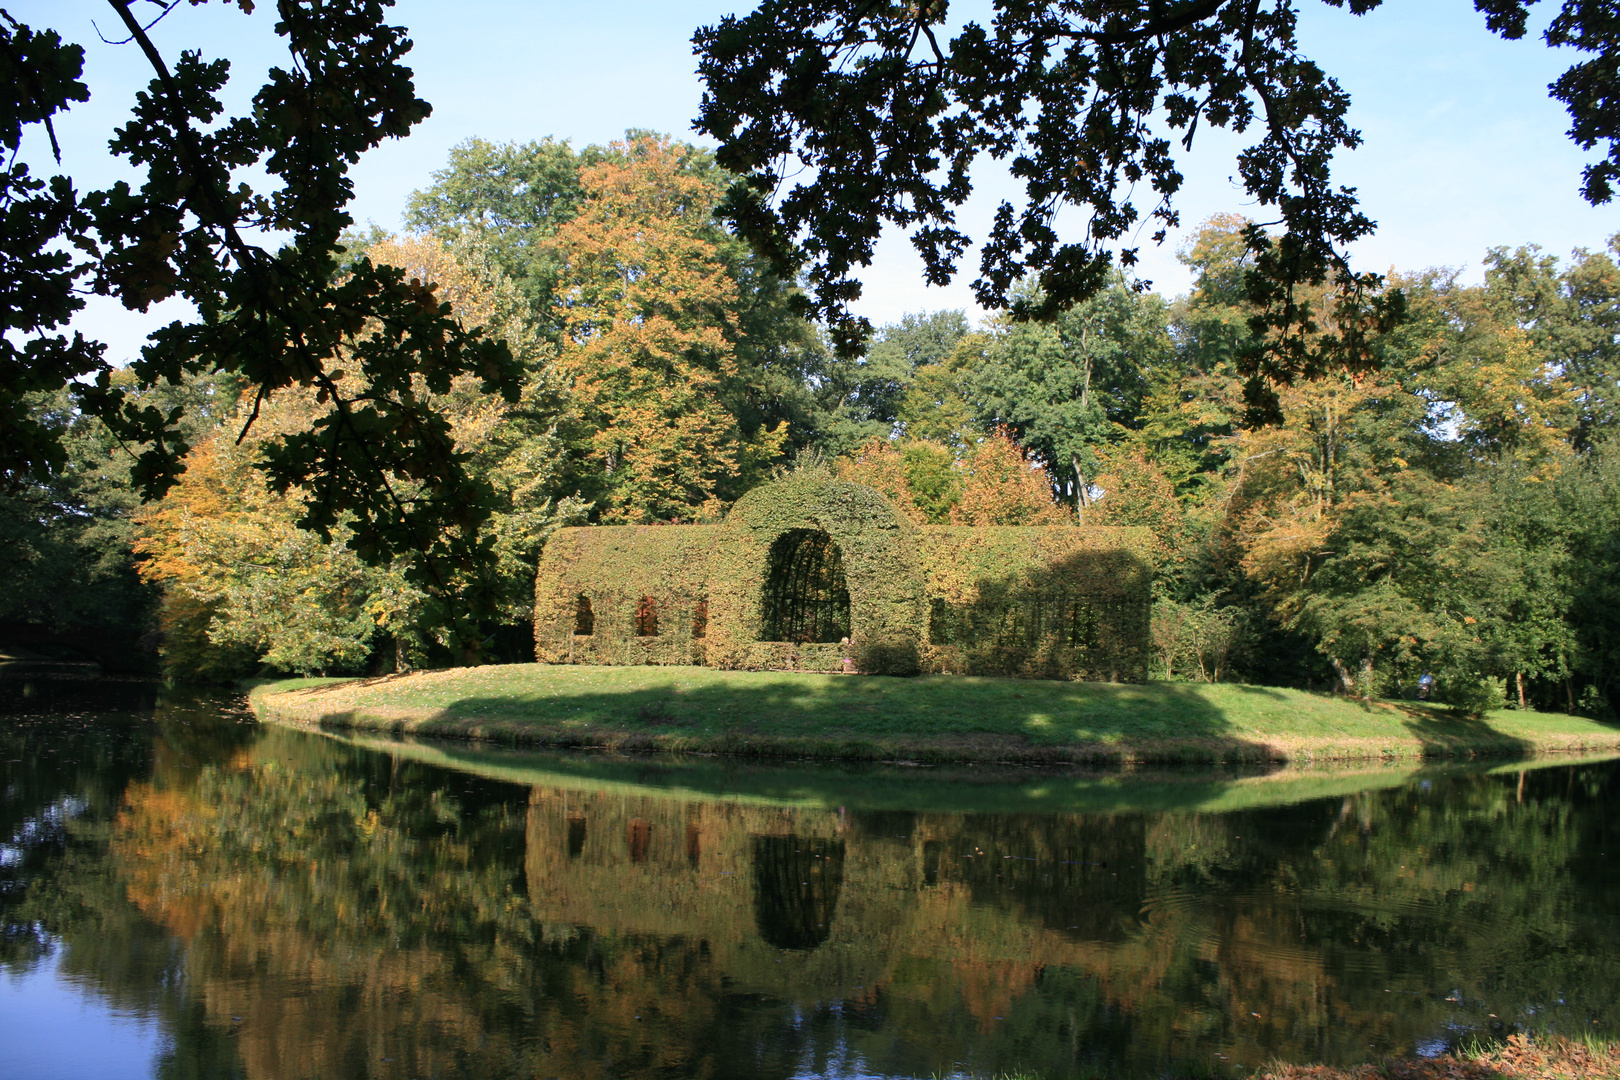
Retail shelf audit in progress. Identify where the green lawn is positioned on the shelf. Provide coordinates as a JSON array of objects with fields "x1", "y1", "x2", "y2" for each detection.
[{"x1": 250, "y1": 663, "x2": 1620, "y2": 765}]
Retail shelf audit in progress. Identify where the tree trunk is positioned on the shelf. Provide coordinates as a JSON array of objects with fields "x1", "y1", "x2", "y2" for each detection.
[
  {"x1": 1071, "y1": 452, "x2": 1089, "y2": 523},
  {"x1": 1358, "y1": 655, "x2": 1375, "y2": 701},
  {"x1": 1516, "y1": 671, "x2": 1526, "y2": 710},
  {"x1": 1331, "y1": 657, "x2": 1356, "y2": 696}
]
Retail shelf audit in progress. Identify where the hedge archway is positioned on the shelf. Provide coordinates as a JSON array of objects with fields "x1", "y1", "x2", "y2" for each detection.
[
  {"x1": 759, "y1": 528, "x2": 851, "y2": 643},
  {"x1": 706, "y1": 472, "x2": 925, "y2": 673}
]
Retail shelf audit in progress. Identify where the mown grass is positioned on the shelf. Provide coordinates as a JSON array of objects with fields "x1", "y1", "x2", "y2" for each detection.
[{"x1": 250, "y1": 663, "x2": 1620, "y2": 766}]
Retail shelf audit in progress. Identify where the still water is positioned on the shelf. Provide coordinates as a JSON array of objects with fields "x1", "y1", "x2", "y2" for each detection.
[{"x1": 3, "y1": 679, "x2": 1618, "y2": 1080}]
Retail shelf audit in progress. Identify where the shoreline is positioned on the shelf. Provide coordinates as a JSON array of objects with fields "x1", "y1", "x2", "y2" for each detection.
[
  {"x1": 1253, "y1": 1035, "x2": 1620, "y2": 1080},
  {"x1": 249, "y1": 664, "x2": 1620, "y2": 768}
]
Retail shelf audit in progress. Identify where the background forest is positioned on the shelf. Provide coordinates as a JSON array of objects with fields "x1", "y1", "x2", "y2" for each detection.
[{"x1": 5, "y1": 132, "x2": 1618, "y2": 716}]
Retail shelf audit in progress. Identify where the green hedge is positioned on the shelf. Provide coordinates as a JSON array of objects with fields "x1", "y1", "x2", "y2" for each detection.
[
  {"x1": 534, "y1": 525, "x2": 720, "y2": 667},
  {"x1": 534, "y1": 475, "x2": 1152, "y2": 680},
  {"x1": 708, "y1": 473, "x2": 925, "y2": 674},
  {"x1": 916, "y1": 527, "x2": 1152, "y2": 680}
]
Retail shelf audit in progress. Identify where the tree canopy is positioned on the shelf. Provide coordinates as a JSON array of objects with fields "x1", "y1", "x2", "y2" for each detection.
[
  {"x1": 2, "y1": 0, "x2": 520, "y2": 654},
  {"x1": 693, "y1": 0, "x2": 1618, "y2": 407}
]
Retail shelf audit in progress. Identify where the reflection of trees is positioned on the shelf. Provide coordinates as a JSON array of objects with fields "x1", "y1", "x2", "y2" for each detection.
[
  {"x1": 104, "y1": 727, "x2": 821, "y2": 1080},
  {"x1": 517, "y1": 768, "x2": 1620, "y2": 1077},
  {"x1": 12, "y1": 703, "x2": 1619, "y2": 1080},
  {"x1": 0, "y1": 688, "x2": 255, "y2": 1078}
]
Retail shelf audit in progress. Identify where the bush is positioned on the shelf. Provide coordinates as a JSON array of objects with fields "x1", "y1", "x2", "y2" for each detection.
[
  {"x1": 1436, "y1": 674, "x2": 1507, "y2": 715},
  {"x1": 853, "y1": 638, "x2": 921, "y2": 676}
]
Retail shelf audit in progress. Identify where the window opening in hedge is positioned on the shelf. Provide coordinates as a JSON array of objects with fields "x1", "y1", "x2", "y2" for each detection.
[
  {"x1": 566, "y1": 816, "x2": 587, "y2": 859},
  {"x1": 759, "y1": 529, "x2": 851, "y2": 643},
  {"x1": 692, "y1": 599, "x2": 708, "y2": 639},
  {"x1": 634, "y1": 596, "x2": 659, "y2": 637},
  {"x1": 928, "y1": 598, "x2": 951, "y2": 645},
  {"x1": 685, "y1": 822, "x2": 701, "y2": 867},
  {"x1": 1070, "y1": 600, "x2": 1100, "y2": 648},
  {"x1": 574, "y1": 594, "x2": 594, "y2": 636}
]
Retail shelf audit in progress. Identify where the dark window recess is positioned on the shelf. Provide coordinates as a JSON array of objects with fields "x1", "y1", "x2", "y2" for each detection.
[
  {"x1": 759, "y1": 529, "x2": 851, "y2": 643},
  {"x1": 922, "y1": 840, "x2": 943, "y2": 887},
  {"x1": 1069, "y1": 601, "x2": 1100, "y2": 648},
  {"x1": 627, "y1": 819, "x2": 651, "y2": 863},
  {"x1": 685, "y1": 822, "x2": 702, "y2": 867},
  {"x1": 566, "y1": 816, "x2": 587, "y2": 859},
  {"x1": 751, "y1": 834, "x2": 845, "y2": 950},
  {"x1": 634, "y1": 596, "x2": 659, "y2": 637},
  {"x1": 928, "y1": 598, "x2": 952, "y2": 645},
  {"x1": 691, "y1": 599, "x2": 708, "y2": 639},
  {"x1": 573, "y1": 595, "x2": 595, "y2": 636}
]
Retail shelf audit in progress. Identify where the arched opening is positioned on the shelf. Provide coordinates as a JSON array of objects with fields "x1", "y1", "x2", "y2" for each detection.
[
  {"x1": 634, "y1": 596, "x2": 659, "y2": 637},
  {"x1": 573, "y1": 594, "x2": 594, "y2": 636},
  {"x1": 751, "y1": 834, "x2": 845, "y2": 950},
  {"x1": 759, "y1": 529, "x2": 850, "y2": 643},
  {"x1": 691, "y1": 599, "x2": 708, "y2": 639}
]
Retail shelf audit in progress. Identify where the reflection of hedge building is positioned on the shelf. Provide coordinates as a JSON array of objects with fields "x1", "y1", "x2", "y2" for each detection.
[
  {"x1": 522, "y1": 786, "x2": 1151, "y2": 1005},
  {"x1": 535, "y1": 473, "x2": 1151, "y2": 680}
]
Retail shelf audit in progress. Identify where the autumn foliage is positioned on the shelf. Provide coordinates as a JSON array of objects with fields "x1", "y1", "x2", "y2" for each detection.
[
  {"x1": 545, "y1": 136, "x2": 784, "y2": 522},
  {"x1": 833, "y1": 429, "x2": 1069, "y2": 526}
]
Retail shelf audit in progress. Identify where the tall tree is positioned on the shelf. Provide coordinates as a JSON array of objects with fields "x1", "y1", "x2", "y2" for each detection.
[
  {"x1": 403, "y1": 137, "x2": 597, "y2": 318},
  {"x1": 1475, "y1": 238, "x2": 1620, "y2": 449},
  {"x1": 136, "y1": 235, "x2": 581, "y2": 677},
  {"x1": 974, "y1": 274, "x2": 1176, "y2": 507},
  {"x1": 408, "y1": 133, "x2": 831, "y2": 477},
  {"x1": 898, "y1": 330, "x2": 987, "y2": 448},
  {"x1": 811, "y1": 310, "x2": 972, "y2": 455},
  {"x1": 543, "y1": 135, "x2": 787, "y2": 522}
]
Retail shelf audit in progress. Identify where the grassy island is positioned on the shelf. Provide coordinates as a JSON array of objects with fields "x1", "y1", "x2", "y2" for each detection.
[{"x1": 250, "y1": 664, "x2": 1620, "y2": 766}]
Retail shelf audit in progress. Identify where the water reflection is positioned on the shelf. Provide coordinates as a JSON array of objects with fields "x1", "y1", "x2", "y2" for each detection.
[
  {"x1": 2, "y1": 682, "x2": 1618, "y2": 1080},
  {"x1": 752, "y1": 836, "x2": 845, "y2": 950}
]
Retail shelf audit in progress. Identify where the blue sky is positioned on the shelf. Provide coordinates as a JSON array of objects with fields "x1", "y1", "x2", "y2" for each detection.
[{"x1": 13, "y1": 0, "x2": 1619, "y2": 363}]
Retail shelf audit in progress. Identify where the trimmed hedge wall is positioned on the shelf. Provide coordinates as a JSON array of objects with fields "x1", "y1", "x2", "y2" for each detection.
[
  {"x1": 534, "y1": 475, "x2": 1152, "y2": 681},
  {"x1": 915, "y1": 526, "x2": 1152, "y2": 681},
  {"x1": 534, "y1": 525, "x2": 721, "y2": 667}
]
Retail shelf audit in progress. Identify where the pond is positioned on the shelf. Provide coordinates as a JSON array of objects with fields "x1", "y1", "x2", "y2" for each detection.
[{"x1": 3, "y1": 679, "x2": 1617, "y2": 1080}]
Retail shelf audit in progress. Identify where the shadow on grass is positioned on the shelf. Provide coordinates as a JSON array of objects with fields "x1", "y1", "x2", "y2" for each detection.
[
  {"x1": 1393, "y1": 704, "x2": 1535, "y2": 760},
  {"x1": 261, "y1": 663, "x2": 1620, "y2": 815},
  {"x1": 301, "y1": 671, "x2": 1291, "y2": 767},
  {"x1": 261, "y1": 667, "x2": 1620, "y2": 772}
]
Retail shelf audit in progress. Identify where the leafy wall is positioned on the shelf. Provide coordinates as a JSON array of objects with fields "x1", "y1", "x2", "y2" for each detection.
[
  {"x1": 916, "y1": 527, "x2": 1152, "y2": 681},
  {"x1": 534, "y1": 525, "x2": 721, "y2": 666},
  {"x1": 534, "y1": 476, "x2": 1151, "y2": 680}
]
